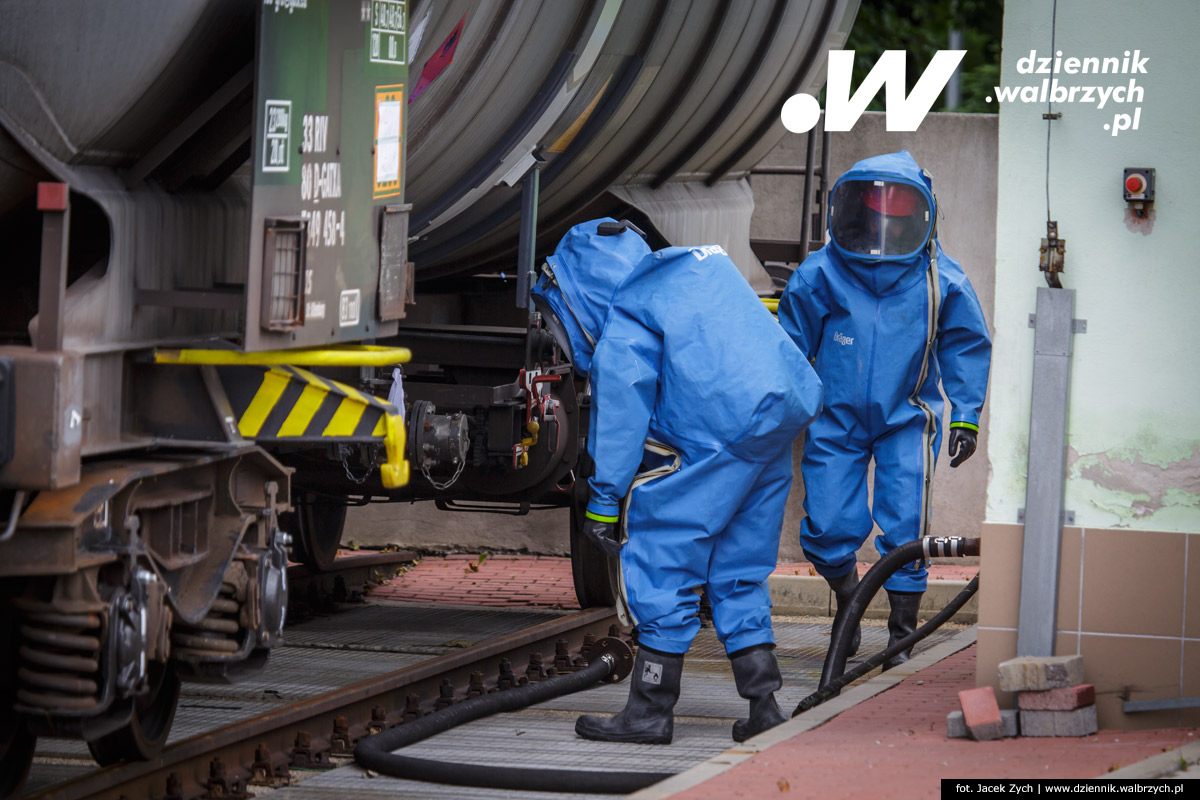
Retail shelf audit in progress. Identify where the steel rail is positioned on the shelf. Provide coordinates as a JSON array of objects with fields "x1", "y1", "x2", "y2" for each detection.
[
  {"x1": 287, "y1": 549, "x2": 420, "y2": 610},
  {"x1": 27, "y1": 606, "x2": 619, "y2": 800}
]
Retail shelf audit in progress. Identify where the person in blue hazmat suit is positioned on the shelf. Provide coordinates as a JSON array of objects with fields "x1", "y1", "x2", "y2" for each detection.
[
  {"x1": 532, "y1": 219, "x2": 823, "y2": 744},
  {"x1": 777, "y1": 151, "x2": 991, "y2": 668}
]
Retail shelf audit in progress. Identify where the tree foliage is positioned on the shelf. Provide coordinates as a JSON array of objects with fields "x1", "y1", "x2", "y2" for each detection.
[{"x1": 844, "y1": 0, "x2": 1003, "y2": 113}]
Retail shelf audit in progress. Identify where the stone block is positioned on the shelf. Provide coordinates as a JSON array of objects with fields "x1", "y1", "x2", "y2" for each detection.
[
  {"x1": 1019, "y1": 706, "x2": 1099, "y2": 737},
  {"x1": 959, "y1": 686, "x2": 1004, "y2": 741},
  {"x1": 997, "y1": 655, "x2": 1084, "y2": 692},
  {"x1": 948, "y1": 709, "x2": 1019, "y2": 740},
  {"x1": 1017, "y1": 684, "x2": 1095, "y2": 711}
]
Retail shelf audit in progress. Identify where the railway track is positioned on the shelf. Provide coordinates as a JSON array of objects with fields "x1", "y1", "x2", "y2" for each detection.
[
  {"x1": 22, "y1": 553, "x2": 964, "y2": 800},
  {"x1": 25, "y1": 602, "x2": 621, "y2": 798}
]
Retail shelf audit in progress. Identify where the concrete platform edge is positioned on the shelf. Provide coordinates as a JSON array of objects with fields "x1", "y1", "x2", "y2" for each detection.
[
  {"x1": 631, "y1": 626, "x2": 981, "y2": 799},
  {"x1": 769, "y1": 575, "x2": 979, "y2": 623},
  {"x1": 1102, "y1": 739, "x2": 1200, "y2": 779}
]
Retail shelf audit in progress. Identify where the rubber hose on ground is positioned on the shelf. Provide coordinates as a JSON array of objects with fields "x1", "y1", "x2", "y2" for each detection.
[
  {"x1": 354, "y1": 653, "x2": 676, "y2": 794},
  {"x1": 793, "y1": 536, "x2": 981, "y2": 717},
  {"x1": 794, "y1": 575, "x2": 979, "y2": 714}
]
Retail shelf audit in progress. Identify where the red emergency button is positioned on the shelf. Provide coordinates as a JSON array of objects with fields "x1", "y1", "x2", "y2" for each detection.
[{"x1": 1125, "y1": 174, "x2": 1146, "y2": 194}]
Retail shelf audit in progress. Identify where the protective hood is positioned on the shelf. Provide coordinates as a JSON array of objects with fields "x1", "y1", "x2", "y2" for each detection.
[
  {"x1": 531, "y1": 218, "x2": 652, "y2": 375},
  {"x1": 827, "y1": 150, "x2": 937, "y2": 297}
]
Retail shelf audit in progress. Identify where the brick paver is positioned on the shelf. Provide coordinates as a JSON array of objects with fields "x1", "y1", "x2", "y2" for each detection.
[
  {"x1": 368, "y1": 554, "x2": 978, "y2": 610},
  {"x1": 368, "y1": 553, "x2": 579, "y2": 608},
  {"x1": 959, "y1": 686, "x2": 1005, "y2": 741}
]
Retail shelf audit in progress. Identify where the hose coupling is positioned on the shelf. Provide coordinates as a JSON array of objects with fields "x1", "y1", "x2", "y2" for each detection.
[
  {"x1": 588, "y1": 636, "x2": 634, "y2": 683},
  {"x1": 922, "y1": 536, "x2": 981, "y2": 559}
]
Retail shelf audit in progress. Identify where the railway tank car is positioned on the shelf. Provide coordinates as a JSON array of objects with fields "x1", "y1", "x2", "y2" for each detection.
[{"x1": 0, "y1": 0, "x2": 856, "y2": 793}]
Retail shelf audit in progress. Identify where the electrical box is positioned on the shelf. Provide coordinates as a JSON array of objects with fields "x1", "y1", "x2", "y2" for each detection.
[{"x1": 1123, "y1": 167, "x2": 1155, "y2": 202}]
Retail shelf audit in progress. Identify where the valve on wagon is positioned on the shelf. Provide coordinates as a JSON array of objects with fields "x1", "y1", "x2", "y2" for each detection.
[{"x1": 407, "y1": 400, "x2": 470, "y2": 490}]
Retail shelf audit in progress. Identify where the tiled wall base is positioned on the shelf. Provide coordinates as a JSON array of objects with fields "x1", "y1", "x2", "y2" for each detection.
[{"x1": 976, "y1": 522, "x2": 1198, "y2": 730}]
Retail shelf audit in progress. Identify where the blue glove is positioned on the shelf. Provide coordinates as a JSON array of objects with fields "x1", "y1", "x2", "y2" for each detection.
[{"x1": 947, "y1": 427, "x2": 978, "y2": 468}]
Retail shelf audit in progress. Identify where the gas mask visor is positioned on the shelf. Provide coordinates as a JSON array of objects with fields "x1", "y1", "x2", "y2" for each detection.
[{"x1": 829, "y1": 180, "x2": 932, "y2": 258}]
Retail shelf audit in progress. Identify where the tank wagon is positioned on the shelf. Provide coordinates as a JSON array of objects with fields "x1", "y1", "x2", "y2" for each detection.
[{"x1": 0, "y1": 0, "x2": 855, "y2": 791}]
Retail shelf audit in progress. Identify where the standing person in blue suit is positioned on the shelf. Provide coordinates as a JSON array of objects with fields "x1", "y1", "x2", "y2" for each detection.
[
  {"x1": 533, "y1": 219, "x2": 823, "y2": 744},
  {"x1": 777, "y1": 151, "x2": 991, "y2": 668}
]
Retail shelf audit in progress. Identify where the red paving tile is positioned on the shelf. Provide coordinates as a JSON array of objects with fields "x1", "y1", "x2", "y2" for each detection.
[
  {"x1": 669, "y1": 646, "x2": 1197, "y2": 800},
  {"x1": 370, "y1": 554, "x2": 980, "y2": 610},
  {"x1": 959, "y1": 686, "x2": 1005, "y2": 741},
  {"x1": 368, "y1": 554, "x2": 580, "y2": 608}
]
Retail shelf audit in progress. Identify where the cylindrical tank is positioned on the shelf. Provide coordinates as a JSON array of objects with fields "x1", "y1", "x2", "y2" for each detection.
[
  {"x1": 403, "y1": 0, "x2": 854, "y2": 278},
  {"x1": 0, "y1": 0, "x2": 253, "y2": 201},
  {"x1": 0, "y1": 0, "x2": 854, "y2": 279}
]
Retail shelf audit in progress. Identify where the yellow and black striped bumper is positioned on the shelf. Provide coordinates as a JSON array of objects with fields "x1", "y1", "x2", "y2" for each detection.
[{"x1": 154, "y1": 347, "x2": 410, "y2": 488}]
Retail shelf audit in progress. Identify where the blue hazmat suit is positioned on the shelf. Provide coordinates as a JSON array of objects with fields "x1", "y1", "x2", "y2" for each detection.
[
  {"x1": 777, "y1": 151, "x2": 991, "y2": 593},
  {"x1": 533, "y1": 220, "x2": 823, "y2": 655}
]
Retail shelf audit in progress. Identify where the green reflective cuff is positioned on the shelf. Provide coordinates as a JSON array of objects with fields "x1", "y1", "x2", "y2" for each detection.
[
  {"x1": 949, "y1": 421, "x2": 979, "y2": 432},
  {"x1": 584, "y1": 511, "x2": 620, "y2": 524}
]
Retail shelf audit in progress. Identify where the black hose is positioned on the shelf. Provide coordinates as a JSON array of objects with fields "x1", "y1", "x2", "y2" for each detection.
[
  {"x1": 795, "y1": 575, "x2": 979, "y2": 713},
  {"x1": 354, "y1": 653, "x2": 675, "y2": 794},
  {"x1": 793, "y1": 536, "x2": 981, "y2": 717}
]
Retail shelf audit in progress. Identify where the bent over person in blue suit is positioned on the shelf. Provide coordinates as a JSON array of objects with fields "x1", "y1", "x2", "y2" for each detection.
[
  {"x1": 777, "y1": 151, "x2": 991, "y2": 668},
  {"x1": 533, "y1": 219, "x2": 823, "y2": 744}
]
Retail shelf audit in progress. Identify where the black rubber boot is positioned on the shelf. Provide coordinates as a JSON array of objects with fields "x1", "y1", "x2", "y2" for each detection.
[
  {"x1": 827, "y1": 568, "x2": 862, "y2": 657},
  {"x1": 882, "y1": 590, "x2": 924, "y2": 670},
  {"x1": 576, "y1": 646, "x2": 683, "y2": 744},
  {"x1": 729, "y1": 645, "x2": 788, "y2": 742}
]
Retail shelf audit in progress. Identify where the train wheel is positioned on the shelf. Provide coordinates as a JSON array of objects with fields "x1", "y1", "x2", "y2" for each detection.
[
  {"x1": 765, "y1": 262, "x2": 795, "y2": 291},
  {"x1": 86, "y1": 662, "x2": 180, "y2": 766},
  {"x1": 1, "y1": 607, "x2": 34, "y2": 800},
  {"x1": 569, "y1": 499, "x2": 617, "y2": 608},
  {"x1": 0, "y1": 713, "x2": 34, "y2": 800},
  {"x1": 284, "y1": 495, "x2": 347, "y2": 572}
]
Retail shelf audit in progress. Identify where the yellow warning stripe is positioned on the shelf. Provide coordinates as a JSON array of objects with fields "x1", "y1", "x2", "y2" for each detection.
[
  {"x1": 323, "y1": 382, "x2": 372, "y2": 436},
  {"x1": 239, "y1": 368, "x2": 292, "y2": 437},
  {"x1": 278, "y1": 381, "x2": 330, "y2": 436},
  {"x1": 225, "y1": 364, "x2": 409, "y2": 488}
]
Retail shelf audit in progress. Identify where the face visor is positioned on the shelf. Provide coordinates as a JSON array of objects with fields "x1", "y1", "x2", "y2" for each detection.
[{"x1": 829, "y1": 180, "x2": 932, "y2": 258}]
